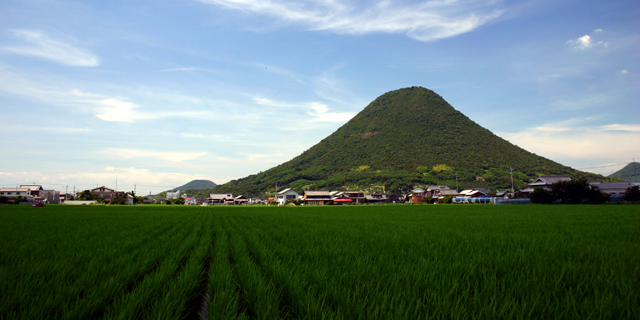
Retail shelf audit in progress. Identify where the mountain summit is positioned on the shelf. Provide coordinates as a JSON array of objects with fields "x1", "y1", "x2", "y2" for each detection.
[{"x1": 214, "y1": 87, "x2": 602, "y2": 196}]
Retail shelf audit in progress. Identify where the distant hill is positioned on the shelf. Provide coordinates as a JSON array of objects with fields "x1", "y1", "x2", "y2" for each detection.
[
  {"x1": 208, "y1": 87, "x2": 603, "y2": 197},
  {"x1": 172, "y1": 180, "x2": 217, "y2": 191},
  {"x1": 154, "y1": 180, "x2": 217, "y2": 199},
  {"x1": 608, "y1": 162, "x2": 640, "y2": 181}
]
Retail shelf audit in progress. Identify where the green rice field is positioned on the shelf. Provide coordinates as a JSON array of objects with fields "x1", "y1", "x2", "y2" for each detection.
[{"x1": 1, "y1": 204, "x2": 639, "y2": 319}]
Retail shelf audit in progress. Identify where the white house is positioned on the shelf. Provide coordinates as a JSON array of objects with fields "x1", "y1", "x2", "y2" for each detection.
[
  {"x1": 166, "y1": 191, "x2": 181, "y2": 199},
  {"x1": 0, "y1": 188, "x2": 32, "y2": 198},
  {"x1": 276, "y1": 188, "x2": 299, "y2": 205}
]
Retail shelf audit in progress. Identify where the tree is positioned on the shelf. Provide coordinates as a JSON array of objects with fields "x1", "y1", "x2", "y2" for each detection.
[
  {"x1": 551, "y1": 179, "x2": 591, "y2": 204},
  {"x1": 172, "y1": 197, "x2": 185, "y2": 205},
  {"x1": 550, "y1": 179, "x2": 609, "y2": 204},
  {"x1": 625, "y1": 185, "x2": 640, "y2": 202},
  {"x1": 530, "y1": 187, "x2": 553, "y2": 204}
]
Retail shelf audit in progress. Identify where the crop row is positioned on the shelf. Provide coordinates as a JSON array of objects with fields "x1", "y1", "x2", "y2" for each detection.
[{"x1": 1, "y1": 205, "x2": 639, "y2": 319}]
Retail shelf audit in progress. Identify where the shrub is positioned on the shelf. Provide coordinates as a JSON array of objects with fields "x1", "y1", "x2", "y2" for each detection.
[
  {"x1": 625, "y1": 185, "x2": 640, "y2": 202},
  {"x1": 530, "y1": 187, "x2": 553, "y2": 204}
]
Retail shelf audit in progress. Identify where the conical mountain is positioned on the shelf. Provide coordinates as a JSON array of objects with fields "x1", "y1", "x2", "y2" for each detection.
[
  {"x1": 608, "y1": 162, "x2": 640, "y2": 181},
  {"x1": 213, "y1": 87, "x2": 603, "y2": 196}
]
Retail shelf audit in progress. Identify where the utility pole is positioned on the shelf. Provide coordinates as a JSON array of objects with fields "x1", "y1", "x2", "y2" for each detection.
[
  {"x1": 134, "y1": 183, "x2": 137, "y2": 195},
  {"x1": 455, "y1": 172, "x2": 459, "y2": 192},
  {"x1": 510, "y1": 167, "x2": 515, "y2": 193},
  {"x1": 634, "y1": 159, "x2": 637, "y2": 182},
  {"x1": 66, "y1": 185, "x2": 68, "y2": 196}
]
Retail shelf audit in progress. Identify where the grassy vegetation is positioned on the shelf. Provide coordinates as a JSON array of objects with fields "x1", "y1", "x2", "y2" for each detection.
[{"x1": 1, "y1": 204, "x2": 638, "y2": 319}]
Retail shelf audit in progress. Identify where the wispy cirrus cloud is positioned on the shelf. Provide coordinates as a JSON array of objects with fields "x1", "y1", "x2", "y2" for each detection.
[
  {"x1": 254, "y1": 96, "x2": 356, "y2": 122},
  {"x1": 497, "y1": 119, "x2": 640, "y2": 173},
  {"x1": 197, "y1": 0, "x2": 504, "y2": 41},
  {"x1": 1, "y1": 29, "x2": 99, "y2": 66},
  {"x1": 102, "y1": 148, "x2": 207, "y2": 162}
]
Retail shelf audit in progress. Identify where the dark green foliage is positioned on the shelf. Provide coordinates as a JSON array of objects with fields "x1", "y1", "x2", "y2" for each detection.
[
  {"x1": 530, "y1": 187, "x2": 554, "y2": 204},
  {"x1": 172, "y1": 197, "x2": 185, "y2": 205},
  {"x1": 77, "y1": 190, "x2": 98, "y2": 200},
  {"x1": 625, "y1": 185, "x2": 640, "y2": 202},
  {"x1": 551, "y1": 179, "x2": 607, "y2": 204},
  {"x1": 209, "y1": 87, "x2": 603, "y2": 197}
]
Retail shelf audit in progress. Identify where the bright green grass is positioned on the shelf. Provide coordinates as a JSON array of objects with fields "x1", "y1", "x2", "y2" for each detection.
[{"x1": 0, "y1": 204, "x2": 638, "y2": 319}]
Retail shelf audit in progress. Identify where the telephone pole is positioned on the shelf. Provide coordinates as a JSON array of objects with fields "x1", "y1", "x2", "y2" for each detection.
[{"x1": 510, "y1": 167, "x2": 515, "y2": 193}]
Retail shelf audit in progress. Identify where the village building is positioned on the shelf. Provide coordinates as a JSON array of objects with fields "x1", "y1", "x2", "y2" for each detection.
[
  {"x1": 276, "y1": 188, "x2": 300, "y2": 205},
  {"x1": 589, "y1": 181, "x2": 639, "y2": 200},
  {"x1": 0, "y1": 187, "x2": 32, "y2": 199},
  {"x1": 235, "y1": 195, "x2": 249, "y2": 205},
  {"x1": 166, "y1": 191, "x2": 181, "y2": 199},
  {"x1": 364, "y1": 192, "x2": 390, "y2": 203},
  {"x1": 90, "y1": 186, "x2": 123, "y2": 201},
  {"x1": 410, "y1": 188, "x2": 425, "y2": 203},
  {"x1": 208, "y1": 193, "x2": 235, "y2": 205},
  {"x1": 303, "y1": 190, "x2": 333, "y2": 205}
]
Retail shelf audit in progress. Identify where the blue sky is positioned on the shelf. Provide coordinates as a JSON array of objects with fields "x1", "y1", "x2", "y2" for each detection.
[{"x1": 1, "y1": 0, "x2": 638, "y2": 195}]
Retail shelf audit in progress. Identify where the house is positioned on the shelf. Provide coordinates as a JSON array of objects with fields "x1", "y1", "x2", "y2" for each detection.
[
  {"x1": 235, "y1": 195, "x2": 249, "y2": 205},
  {"x1": 126, "y1": 194, "x2": 135, "y2": 205},
  {"x1": 0, "y1": 188, "x2": 32, "y2": 199},
  {"x1": 528, "y1": 176, "x2": 571, "y2": 191},
  {"x1": 20, "y1": 185, "x2": 43, "y2": 197},
  {"x1": 303, "y1": 191, "x2": 333, "y2": 205},
  {"x1": 209, "y1": 193, "x2": 235, "y2": 205},
  {"x1": 331, "y1": 193, "x2": 353, "y2": 205},
  {"x1": 425, "y1": 185, "x2": 451, "y2": 198},
  {"x1": 410, "y1": 188, "x2": 425, "y2": 203},
  {"x1": 276, "y1": 188, "x2": 300, "y2": 205},
  {"x1": 386, "y1": 193, "x2": 406, "y2": 203},
  {"x1": 589, "y1": 181, "x2": 638, "y2": 200},
  {"x1": 249, "y1": 198, "x2": 265, "y2": 205},
  {"x1": 184, "y1": 197, "x2": 197, "y2": 205},
  {"x1": 166, "y1": 191, "x2": 181, "y2": 199},
  {"x1": 343, "y1": 190, "x2": 365, "y2": 203},
  {"x1": 90, "y1": 186, "x2": 123, "y2": 201},
  {"x1": 364, "y1": 192, "x2": 390, "y2": 203}
]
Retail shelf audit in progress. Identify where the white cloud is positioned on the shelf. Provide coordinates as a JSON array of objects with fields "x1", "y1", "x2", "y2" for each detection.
[
  {"x1": 254, "y1": 96, "x2": 356, "y2": 122},
  {"x1": 497, "y1": 121, "x2": 640, "y2": 173},
  {"x1": 620, "y1": 69, "x2": 629, "y2": 74},
  {"x1": 0, "y1": 168, "x2": 223, "y2": 194},
  {"x1": 567, "y1": 33, "x2": 608, "y2": 50},
  {"x1": 95, "y1": 98, "x2": 147, "y2": 122},
  {"x1": 567, "y1": 35, "x2": 593, "y2": 49},
  {"x1": 599, "y1": 124, "x2": 640, "y2": 132},
  {"x1": 593, "y1": 28, "x2": 603, "y2": 33},
  {"x1": 101, "y1": 148, "x2": 208, "y2": 162},
  {"x1": 197, "y1": 0, "x2": 504, "y2": 41},
  {"x1": 1, "y1": 29, "x2": 99, "y2": 66},
  {"x1": 0, "y1": 67, "x2": 220, "y2": 123}
]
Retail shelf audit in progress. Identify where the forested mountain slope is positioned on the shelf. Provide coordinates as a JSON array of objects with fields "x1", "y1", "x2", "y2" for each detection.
[{"x1": 209, "y1": 87, "x2": 603, "y2": 196}]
